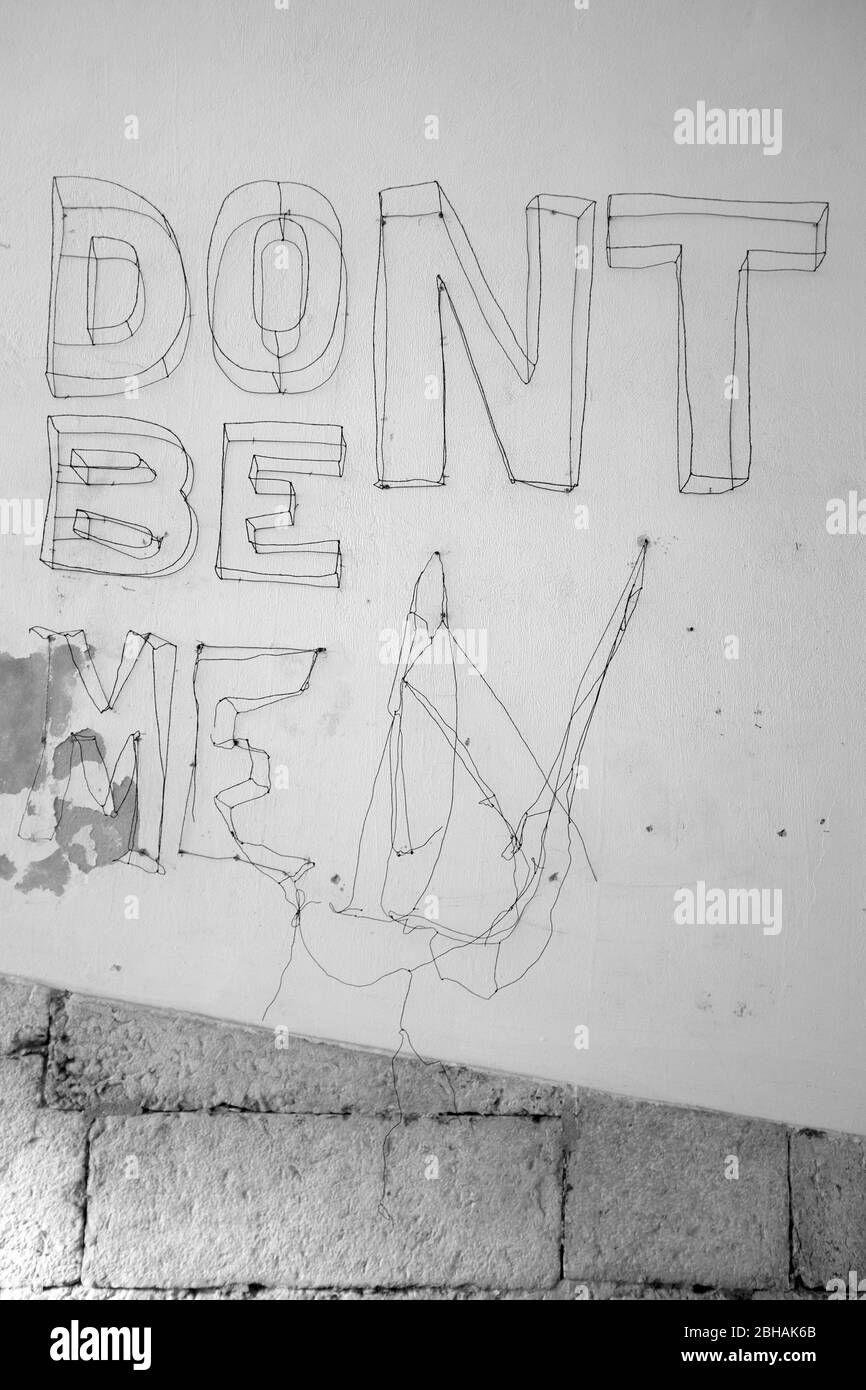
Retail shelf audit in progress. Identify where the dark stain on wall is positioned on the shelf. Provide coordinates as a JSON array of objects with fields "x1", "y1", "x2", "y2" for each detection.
[
  {"x1": 15, "y1": 778, "x2": 137, "y2": 896},
  {"x1": 0, "y1": 651, "x2": 51, "y2": 794},
  {"x1": 0, "y1": 649, "x2": 136, "y2": 895}
]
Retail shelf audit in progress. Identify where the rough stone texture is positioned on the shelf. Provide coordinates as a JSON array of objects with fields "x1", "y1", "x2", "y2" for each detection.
[
  {"x1": 0, "y1": 1282, "x2": 821, "y2": 1301},
  {"x1": 83, "y1": 1113, "x2": 561, "y2": 1290},
  {"x1": 1, "y1": 1287, "x2": 194, "y2": 1301},
  {"x1": 2, "y1": 976, "x2": 866, "y2": 1301},
  {"x1": 47, "y1": 994, "x2": 563, "y2": 1117},
  {"x1": 0, "y1": 976, "x2": 50, "y2": 1055},
  {"x1": 790, "y1": 1129, "x2": 866, "y2": 1288},
  {"x1": 751, "y1": 1289, "x2": 827, "y2": 1301},
  {"x1": 564, "y1": 1092, "x2": 789, "y2": 1289},
  {"x1": 250, "y1": 1283, "x2": 819, "y2": 1301},
  {"x1": 0, "y1": 1057, "x2": 87, "y2": 1287}
]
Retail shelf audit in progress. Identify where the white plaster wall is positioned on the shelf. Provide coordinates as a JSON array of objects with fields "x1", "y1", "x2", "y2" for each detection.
[{"x1": 0, "y1": 0, "x2": 864, "y2": 1134}]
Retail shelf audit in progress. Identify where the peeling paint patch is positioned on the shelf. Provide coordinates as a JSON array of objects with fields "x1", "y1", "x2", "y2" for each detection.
[
  {"x1": 16, "y1": 848, "x2": 71, "y2": 896},
  {"x1": 45, "y1": 642, "x2": 78, "y2": 741},
  {"x1": 0, "y1": 652, "x2": 50, "y2": 793},
  {"x1": 57, "y1": 781, "x2": 136, "y2": 869},
  {"x1": 15, "y1": 777, "x2": 137, "y2": 896},
  {"x1": 0, "y1": 853, "x2": 15, "y2": 879}
]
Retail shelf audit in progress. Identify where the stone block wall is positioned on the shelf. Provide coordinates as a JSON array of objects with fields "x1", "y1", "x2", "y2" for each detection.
[{"x1": 0, "y1": 976, "x2": 862, "y2": 1300}]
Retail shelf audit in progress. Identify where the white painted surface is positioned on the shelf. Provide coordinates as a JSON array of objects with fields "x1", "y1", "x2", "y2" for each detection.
[{"x1": 0, "y1": 0, "x2": 864, "y2": 1134}]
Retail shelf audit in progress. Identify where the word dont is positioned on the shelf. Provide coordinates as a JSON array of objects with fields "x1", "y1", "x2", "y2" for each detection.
[{"x1": 38, "y1": 172, "x2": 827, "y2": 589}]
